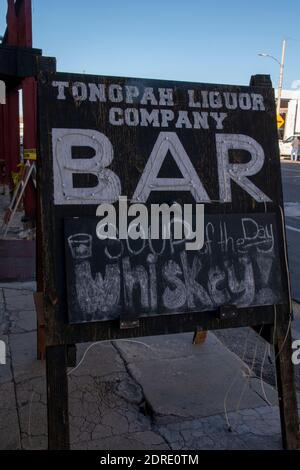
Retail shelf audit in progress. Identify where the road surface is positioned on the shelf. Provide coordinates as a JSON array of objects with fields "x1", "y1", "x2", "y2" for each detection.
[{"x1": 281, "y1": 161, "x2": 300, "y2": 302}]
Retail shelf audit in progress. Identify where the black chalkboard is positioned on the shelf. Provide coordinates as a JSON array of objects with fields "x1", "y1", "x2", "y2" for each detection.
[{"x1": 64, "y1": 213, "x2": 283, "y2": 324}]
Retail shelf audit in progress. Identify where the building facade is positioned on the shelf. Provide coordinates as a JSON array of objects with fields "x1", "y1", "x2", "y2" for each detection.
[{"x1": 276, "y1": 89, "x2": 300, "y2": 140}]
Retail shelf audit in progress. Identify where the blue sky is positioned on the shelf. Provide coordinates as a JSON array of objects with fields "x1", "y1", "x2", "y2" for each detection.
[{"x1": 1, "y1": 0, "x2": 299, "y2": 88}]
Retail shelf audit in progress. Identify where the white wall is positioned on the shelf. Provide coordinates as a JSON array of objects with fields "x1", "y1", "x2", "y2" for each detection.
[
  {"x1": 284, "y1": 100, "x2": 298, "y2": 139},
  {"x1": 275, "y1": 90, "x2": 300, "y2": 138}
]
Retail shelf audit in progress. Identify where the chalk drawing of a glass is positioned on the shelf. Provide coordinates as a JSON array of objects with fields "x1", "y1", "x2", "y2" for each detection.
[{"x1": 68, "y1": 233, "x2": 92, "y2": 259}]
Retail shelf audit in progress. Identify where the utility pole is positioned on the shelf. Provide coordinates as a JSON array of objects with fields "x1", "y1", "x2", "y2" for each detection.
[
  {"x1": 277, "y1": 39, "x2": 286, "y2": 116},
  {"x1": 258, "y1": 39, "x2": 287, "y2": 118}
]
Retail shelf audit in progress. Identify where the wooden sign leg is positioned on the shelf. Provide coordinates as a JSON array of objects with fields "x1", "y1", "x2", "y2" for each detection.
[
  {"x1": 274, "y1": 317, "x2": 300, "y2": 450},
  {"x1": 46, "y1": 345, "x2": 70, "y2": 450}
]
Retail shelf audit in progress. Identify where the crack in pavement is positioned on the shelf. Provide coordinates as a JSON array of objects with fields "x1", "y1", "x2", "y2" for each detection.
[
  {"x1": 111, "y1": 340, "x2": 172, "y2": 450},
  {"x1": 3, "y1": 291, "x2": 22, "y2": 449}
]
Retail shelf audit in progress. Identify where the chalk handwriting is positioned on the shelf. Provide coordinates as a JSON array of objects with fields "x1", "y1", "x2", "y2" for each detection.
[{"x1": 66, "y1": 215, "x2": 281, "y2": 323}]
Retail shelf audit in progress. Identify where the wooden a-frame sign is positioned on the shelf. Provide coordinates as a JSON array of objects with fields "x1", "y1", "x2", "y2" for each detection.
[{"x1": 38, "y1": 71, "x2": 300, "y2": 449}]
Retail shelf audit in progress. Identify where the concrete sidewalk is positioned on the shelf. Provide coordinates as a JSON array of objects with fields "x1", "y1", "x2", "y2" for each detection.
[
  {"x1": 1, "y1": 283, "x2": 299, "y2": 450},
  {"x1": 0, "y1": 192, "x2": 36, "y2": 283}
]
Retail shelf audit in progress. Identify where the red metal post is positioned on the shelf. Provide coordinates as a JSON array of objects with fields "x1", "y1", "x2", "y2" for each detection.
[
  {"x1": 22, "y1": 76, "x2": 37, "y2": 219},
  {"x1": 6, "y1": 86, "x2": 20, "y2": 191},
  {"x1": 0, "y1": 1, "x2": 19, "y2": 191},
  {"x1": 0, "y1": 101, "x2": 9, "y2": 189},
  {"x1": 6, "y1": 0, "x2": 18, "y2": 45},
  {"x1": 4, "y1": 0, "x2": 36, "y2": 218},
  {"x1": 16, "y1": 0, "x2": 33, "y2": 47},
  {"x1": 19, "y1": 0, "x2": 37, "y2": 219}
]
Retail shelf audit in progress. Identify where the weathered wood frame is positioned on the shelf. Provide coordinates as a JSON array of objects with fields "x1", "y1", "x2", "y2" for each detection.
[{"x1": 38, "y1": 71, "x2": 299, "y2": 449}]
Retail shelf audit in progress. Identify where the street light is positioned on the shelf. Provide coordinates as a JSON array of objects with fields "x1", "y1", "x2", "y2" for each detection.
[
  {"x1": 258, "y1": 53, "x2": 281, "y2": 65},
  {"x1": 258, "y1": 39, "x2": 286, "y2": 116}
]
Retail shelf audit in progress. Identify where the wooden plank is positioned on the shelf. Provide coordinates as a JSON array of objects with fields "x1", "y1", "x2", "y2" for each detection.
[
  {"x1": 33, "y1": 291, "x2": 45, "y2": 361},
  {"x1": 274, "y1": 307, "x2": 300, "y2": 450},
  {"x1": 44, "y1": 305, "x2": 275, "y2": 347},
  {"x1": 46, "y1": 345, "x2": 70, "y2": 450}
]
